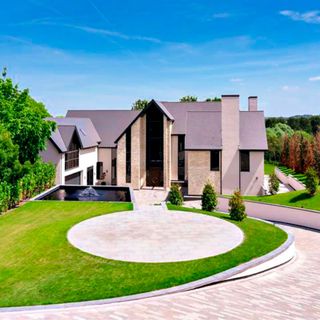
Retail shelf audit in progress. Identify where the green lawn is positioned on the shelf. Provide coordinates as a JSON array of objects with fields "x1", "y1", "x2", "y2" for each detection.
[
  {"x1": 0, "y1": 201, "x2": 287, "y2": 307},
  {"x1": 244, "y1": 189, "x2": 320, "y2": 211},
  {"x1": 264, "y1": 162, "x2": 276, "y2": 175},
  {"x1": 278, "y1": 166, "x2": 307, "y2": 184}
]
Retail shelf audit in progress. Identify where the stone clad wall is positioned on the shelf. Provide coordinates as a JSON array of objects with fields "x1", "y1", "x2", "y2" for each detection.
[
  {"x1": 140, "y1": 115, "x2": 146, "y2": 187},
  {"x1": 187, "y1": 151, "x2": 220, "y2": 195},
  {"x1": 131, "y1": 118, "x2": 141, "y2": 189},
  {"x1": 116, "y1": 134, "x2": 126, "y2": 186},
  {"x1": 163, "y1": 116, "x2": 172, "y2": 190}
]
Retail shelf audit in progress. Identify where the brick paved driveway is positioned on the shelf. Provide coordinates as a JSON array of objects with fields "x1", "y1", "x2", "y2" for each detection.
[{"x1": 1, "y1": 224, "x2": 319, "y2": 320}]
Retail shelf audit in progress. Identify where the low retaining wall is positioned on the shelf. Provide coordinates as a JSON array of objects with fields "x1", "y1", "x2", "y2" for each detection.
[
  {"x1": 275, "y1": 167, "x2": 305, "y2": 191},
  {"x1": 218, "y1": 197, "x2": 320, "y2": 230}
]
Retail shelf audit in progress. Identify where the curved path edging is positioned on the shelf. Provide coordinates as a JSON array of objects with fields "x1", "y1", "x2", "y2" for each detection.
[{"x1": 0, "y1": 220, "x2": 294, "y2": 313}]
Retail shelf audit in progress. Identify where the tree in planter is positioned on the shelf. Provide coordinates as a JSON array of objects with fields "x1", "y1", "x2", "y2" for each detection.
[
  {"x1": 229, "y1": 190, "x2": 246, "y2": 221},
  {"x1": 201, "y1": 181, "x2": 217, "y2": 212},
  {"x1": 305, "y1": 168, "x2": 319, "y2": 196},
  {"x1": 169, "y1": 184, "x2": 183, "y2": 206},
  {"x1": 269, "y1": 172, "x2": 280, "y2": 195}
]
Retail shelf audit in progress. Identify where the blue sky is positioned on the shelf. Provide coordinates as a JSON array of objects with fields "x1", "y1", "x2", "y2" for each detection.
[{"x1": 1, "y1": 0, "x2": 320, "y2": 116}]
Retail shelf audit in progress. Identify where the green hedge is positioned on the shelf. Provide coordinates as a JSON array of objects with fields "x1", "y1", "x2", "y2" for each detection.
[{"x1": 0, "y1": 160, "x2": 55, "y2": 214}]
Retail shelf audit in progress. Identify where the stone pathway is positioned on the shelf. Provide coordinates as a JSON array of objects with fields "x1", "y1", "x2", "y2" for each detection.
[
  {"x1": 67, "y1": 208, "x2": 243, "y2": 263},
  {"x1": 1, "y1": 224, "x2": 320, "y2": 319}
]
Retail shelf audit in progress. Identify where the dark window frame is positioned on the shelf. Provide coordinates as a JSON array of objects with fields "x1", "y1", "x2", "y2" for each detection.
[
  {"x1": 126, "y1": 128, "x2": 131, "y2": 183},
  {"x1": 240, "y1": 151, "x2": 250, "y2": 172},
  {"x1": 210, "y1": 150, "x2": 220, "y2": 171}
]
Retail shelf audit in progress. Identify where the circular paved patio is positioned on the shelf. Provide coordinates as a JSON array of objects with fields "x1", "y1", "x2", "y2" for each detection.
[{"x1": 67, "y1": 209, "x2": 244, "y2": 263}]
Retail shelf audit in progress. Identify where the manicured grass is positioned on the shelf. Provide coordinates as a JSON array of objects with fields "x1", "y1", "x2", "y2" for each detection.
[
  {"x1": 244, "y1": 189, "x2": 320, "y2": 211},
  {"x1": 278, "y1": 165, "x2": 307, "y2": 184},
  {"x1": 264, "y1": 162, "x2": 276, "y2": 175},
  {"x1": 0, "y1": 201, "x2": 287, "y2": 307}
]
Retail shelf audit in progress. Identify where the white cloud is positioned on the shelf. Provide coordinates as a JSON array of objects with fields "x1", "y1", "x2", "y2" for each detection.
[
  {"x1": 309, "y1": 76, "x2": 320, "y2": 81},
  {"x1": 282, "y1": 85, "x2": 300, "y2": 92},
  {"x1": 230, "y1": 78, "x2": 243, "y2": 82},
  {"x1": 212, "y1": 13, "x2": 231, "y2": 19},
  {"x1": 279, "y1": 10, "x2": 320, "y2": 24}
]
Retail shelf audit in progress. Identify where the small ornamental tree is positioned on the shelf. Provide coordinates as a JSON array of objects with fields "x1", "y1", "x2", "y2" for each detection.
[
  {"x1": 269, "y1": 172, "x2": 279, "y2": 195},
  {"x1": 229, "y1": 190, "x2": 247, "y2": 221},
  {"x1": 169, "y1": 184, "x2": 183, "y2": 206},
  {"x1": 305, "y1": 168, "x2": 319, "y2": 196},
  {"x1": 201, "y1": 181, "x2": 217, "y2": 212}
]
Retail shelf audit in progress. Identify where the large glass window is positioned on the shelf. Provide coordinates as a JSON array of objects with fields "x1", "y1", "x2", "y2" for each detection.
[
  {"x1": 240, "y1": 151, "x2": 250, "y2": 172},
  {"x1": 210, "y1": 150, "x2": 220, "y2": 171},
  {"x1": 178, "y1": 135, "x2": 185, "y2": 180},
  {"x1": 126, "y1": 128, "x2": 131, "y2": 183},
  {"x1": 65, "y1": 134, "x2": 80, "y2": 170}
]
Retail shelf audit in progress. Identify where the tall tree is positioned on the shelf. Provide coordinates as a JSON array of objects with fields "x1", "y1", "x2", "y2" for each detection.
[
  {"x1": 180, "y1": 96, "x2": 197, "y2": 102},
  {"x1": 0, "y1": 72, "x2": 55, "y2": 163},
  {"x1": 131, "y1": 99, "x2": 149, "y2": 111}
]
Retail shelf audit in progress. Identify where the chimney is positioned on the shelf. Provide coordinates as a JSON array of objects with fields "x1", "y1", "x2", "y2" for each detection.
[{"x1": 248, "y1": 96, "x2": 258, "y2": 111}]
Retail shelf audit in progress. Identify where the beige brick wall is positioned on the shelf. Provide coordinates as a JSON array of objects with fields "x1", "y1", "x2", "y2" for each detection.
[
  {"x1": 131, "y1": 118, "x2": 141, "y2": 189},
  {"x1": 116, "y1": 134, "x2": 126, "y2": 186},
  {"x1": 171, "y1": 135, "x2": 178, "y2": 181},
  {"x1": 140, "y1": 115, "x2": 146, "y2": 187},
  {"x1": 187, "y1": 151, "x2": 220, "y2": 195},
  {"x1": 240, "y1": 151, "x2": 264, "y2": 195}
]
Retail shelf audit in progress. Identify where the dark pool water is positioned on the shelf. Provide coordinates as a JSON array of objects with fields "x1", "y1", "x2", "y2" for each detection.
[{"x1": 36, "y1": 185, "x2": 131, "y2": 202}]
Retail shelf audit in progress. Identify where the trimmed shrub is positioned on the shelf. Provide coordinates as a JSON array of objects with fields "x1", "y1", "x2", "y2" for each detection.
[
  {"x1": 201, "y1": 181, "x2": 217, "y2": 212},
  {"x1": 229, "y1": 190, "x2": 247, "y2": 221},
  {"x1": 269, "y1": 172, "x2": 280, "y2": 195},
  {"x1": 305, "y1": 167, "x2": 319, "y2": 196},
  {"x1": 169, "y1": 184, "x2": 183, "y2": 206}
]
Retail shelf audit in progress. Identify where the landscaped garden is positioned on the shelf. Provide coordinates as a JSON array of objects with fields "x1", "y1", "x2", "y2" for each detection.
[
  {"x1": 0, "y1": 201, "x2": 287, "y2": 307},
  {"x1": 244, "y1": 188, "x2": 320, "y2": 211}
]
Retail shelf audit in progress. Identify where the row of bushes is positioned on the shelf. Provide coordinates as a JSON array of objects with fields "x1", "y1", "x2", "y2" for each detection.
[
  {"x1": 169, "y1": 182, "x2": 246, "y2": 221},
  {"x1": 0, "y1": 160, "x2": 55, "y2": 213}
]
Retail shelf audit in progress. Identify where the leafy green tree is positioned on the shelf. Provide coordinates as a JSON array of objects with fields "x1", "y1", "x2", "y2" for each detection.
[
  {"x1": 201, "y1": 181, "x2": 217, "y2": 211},
  {"x1": 228, "y1": 190, "x2": 246, "y2": 221},
  {"x1": 305, "y1": 168, "x2": 319, "y2": 196},
  {"x1": 205, "y1": 97, "x2": 221, "y2": 102},
  {"x1": 269, "y1": 172, "x2": 279, "y2": 195},
  {"x1": 0, "y1": 125, "x2": 21, "y2": 183},
  {"x1": 0, "y1": 72, "x2": 55, "y2": 163},
  {"x1": 168, "y1": 184, "x2": 183, "y2": 206},
  {"x1": 131, "y1": 99, "x2": 149, "y2": 111},
  {"x1": 180, "y1": 96, "x2": 197, "y2": 102}
]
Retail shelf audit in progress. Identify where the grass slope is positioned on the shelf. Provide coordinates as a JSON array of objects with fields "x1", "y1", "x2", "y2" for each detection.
[
  {"x1": 278, "y1": 166, "x2": 307, "y2": 184},
  {"x1": 264, "y1": 163, "x2": 276, "y2": 175},
  {"x1": 0, "y1": 201, "x2": 286, "y2": 307},
  {"x1": 244, "y1": 189, "x2": 320, "y2": 211}
]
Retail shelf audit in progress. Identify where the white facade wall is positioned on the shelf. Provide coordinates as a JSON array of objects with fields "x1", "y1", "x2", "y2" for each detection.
[{"x1": 62, "y1": 147, "x2": 98, "y2": 185}]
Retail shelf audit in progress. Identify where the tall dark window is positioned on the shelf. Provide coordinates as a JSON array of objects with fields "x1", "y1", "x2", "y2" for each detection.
[
  {"x1": 96, "y1": 162, "x2": 103, "y2": 179},
  {"x1": 240, "y1": 151, "x2": 250, "y2": 172},
  {"x1": 210, "y1": 150, "x2": 220, "y2": 171},
  {"x1": 65, "y1": 133, "x2": 80, "y2": 170},
  {"x1": 146, "y1": 104, "x2": 164, "y2": 187},
  {"x1": 111, "y1": 148, "x2": 117, "y2": 185},
  {"x1": 178, "y1": 135, "x2": 185, "y2": 180},
  {"x1": 126, "y1": 128, "x2": 131, "y2": 183}
]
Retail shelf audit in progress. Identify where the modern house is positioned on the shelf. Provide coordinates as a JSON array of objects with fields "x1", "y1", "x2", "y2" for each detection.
[{"x1": 41, "y1": 95, "x2": 268, "y2": 195}]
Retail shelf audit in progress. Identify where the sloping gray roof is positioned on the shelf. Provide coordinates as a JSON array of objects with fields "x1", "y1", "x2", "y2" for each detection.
[
  {"x1": 239, "y1": 111, "x2": 268, "y2": 150},
  {"x1": 66, "y1": 110, "x2": 139, "y2": 148},
  {"x1": 185, "y1": 111, "x2": 222, "y2": 150},
  {"x1": 47, "y1": 117, "x2": 101, "y2": 151},
  {"x1": 58, "y1": 125, "x2": 76, "y2": 149},
  {"x1": 161, "y1": 101, "x2": 221, "y2": 135}
]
